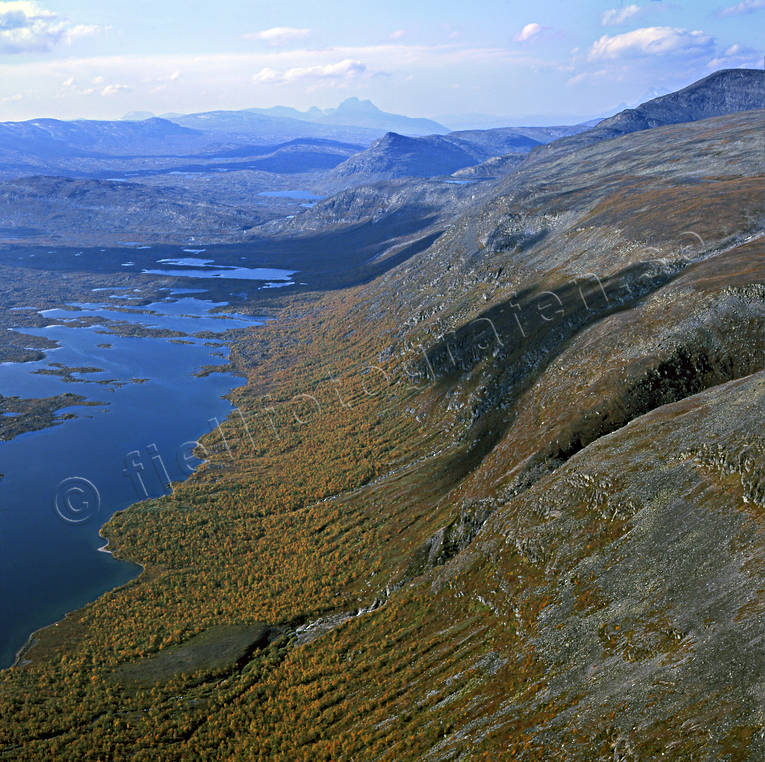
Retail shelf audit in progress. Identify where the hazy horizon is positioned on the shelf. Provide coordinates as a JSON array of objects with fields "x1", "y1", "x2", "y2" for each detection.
[{"x1": 0, "y1": 0, "x2": 762, "y2": 124}]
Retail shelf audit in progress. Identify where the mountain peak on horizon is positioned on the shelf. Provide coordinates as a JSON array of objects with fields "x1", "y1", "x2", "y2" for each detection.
[
  {"x1": 319, "y1": 98, "x2": 448, "y2": 135},
  {"x1": 333, "y1": 97, "x2": 381, "y2": 115}
]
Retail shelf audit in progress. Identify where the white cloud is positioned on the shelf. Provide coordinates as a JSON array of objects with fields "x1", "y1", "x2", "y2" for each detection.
[
  {"x1": 588, "y1": 27, "x2": 714, "y2": 60},
  {"x1": 56, "y1": 73, "x2": 134, "y2": 97},
  {"x1": 601, "y1": 4, "x2": 642, "y2": 26},
  {"x1": 253, "y1": 58, "x2": 366, "y2": 86},
  {"x1": 0, "y1": 1, "x2": 97, "y2": 54},
  {"x1": 389, "y1": 29, "x2": 406, "y2": 40},
  {"x1": 719, "y1": 0, "x2": 765, "y2": 16},
  {"x1": 243, "y1": 27, "x2": 310, "y2": 46},
  {"x1": 100, "y1": 83, "x2": 130, "y2": 96},
  {"x1": 567, "y1": 68, "x2": 610, "y2": 85},
  {"x1": 706, "y1": 41, "x2": 763, "y2": 68},
  {"x1": 514, "y1": 22, "x2": 543, "y2": 43}
]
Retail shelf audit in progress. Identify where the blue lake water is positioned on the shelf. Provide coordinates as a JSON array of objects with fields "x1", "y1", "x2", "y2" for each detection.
[
  {"x1": 0, "y1": 293, "x2": 264, "y2": 668},
  {"x1": 141, "y1": 257, "x2": 296, "y2": 283},
  {"x1": 256, "y1": 190, "x2": 323, "y2": 200}
]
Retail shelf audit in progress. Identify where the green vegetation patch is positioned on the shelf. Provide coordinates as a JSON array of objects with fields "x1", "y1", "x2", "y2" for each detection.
[
  {"x1": 115, "y1": 623, "x2": 270, "y2": 687},
  {"x1": 0, "y1": 392, "x2": 103, "y2": 441}
]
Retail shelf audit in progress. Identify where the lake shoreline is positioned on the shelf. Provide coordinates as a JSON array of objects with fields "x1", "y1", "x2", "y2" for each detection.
[
  {"x1": 4, "y1": 362, "x2": 251, "y2": 672},
  {"x1": 0, "y1": 286, "x2": 264, "y2": 670}
]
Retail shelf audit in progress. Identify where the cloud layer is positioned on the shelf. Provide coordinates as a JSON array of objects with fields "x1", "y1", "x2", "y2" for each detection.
[
  {"x1": 0, "y1": 1, "x2": 97, "y2": 53},
  {"x1": 719, "y1": 0, "x2": 765, "y2": 16},
  {"x1": 253, "y1": 58, "x2": 366, "y2": 86}
]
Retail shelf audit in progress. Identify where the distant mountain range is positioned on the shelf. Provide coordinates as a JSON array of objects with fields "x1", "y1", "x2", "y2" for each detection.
[
  {"x1": 244, "y1": 97, "x2": 449, "y2": 136},
  {"x1": 121, "y1": 98, "x2": 448, "y2": 140},
  {"x1": 0, "y1": 117, "x2": 203, "y2": 160},
  {"x1": 0, "y1": 106, "x2": 581, "y2": 182},
  {"x1": 163, "y1": 110, "x2": 382, "y2": 146},
  {"x1": 0, "y1": 117, "x2": 369, "y2": 178},
  {"x1": 435, "y1": 112, "x2": 609, "y2": 131}
]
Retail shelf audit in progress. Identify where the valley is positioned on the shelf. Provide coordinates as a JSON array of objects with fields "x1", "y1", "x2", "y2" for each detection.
[{"x1": 0, "y1": 68, "x2": 762, "y2": 760}]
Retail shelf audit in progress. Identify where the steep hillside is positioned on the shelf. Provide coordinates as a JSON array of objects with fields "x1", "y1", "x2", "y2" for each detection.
[
  {"x1": 235, "y1": 108, "x2": 765, "y2": 758},
  {"x1": 598, "y1": 67, "x2": 763, "y2": 132}
]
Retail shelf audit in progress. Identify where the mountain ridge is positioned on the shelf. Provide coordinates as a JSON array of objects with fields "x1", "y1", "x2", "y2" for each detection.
[
  {"x1": 530, "y1": 67, "x2": 764, "y2": 161},
  {"x1": 327, "y1": 127, "x2": 553, "y2": 185}
]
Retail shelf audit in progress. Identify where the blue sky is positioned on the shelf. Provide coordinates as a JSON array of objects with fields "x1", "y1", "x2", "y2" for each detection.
[{"x1": 0, "y1": 0, "x2": 762, "y2": 123}]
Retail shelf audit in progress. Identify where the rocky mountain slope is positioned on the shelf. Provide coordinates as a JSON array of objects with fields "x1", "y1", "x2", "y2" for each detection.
[
  {"x1": 533, "y1": 68, "x2": 763, "y2": 160},
  {"x1": 597, "y1": 67, "x2": 763, "y2": 132}
]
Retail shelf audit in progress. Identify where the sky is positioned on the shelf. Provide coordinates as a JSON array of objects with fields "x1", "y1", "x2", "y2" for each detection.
[{"x1": 0, "y1": 0, "x2": 762, "y2": 125}]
